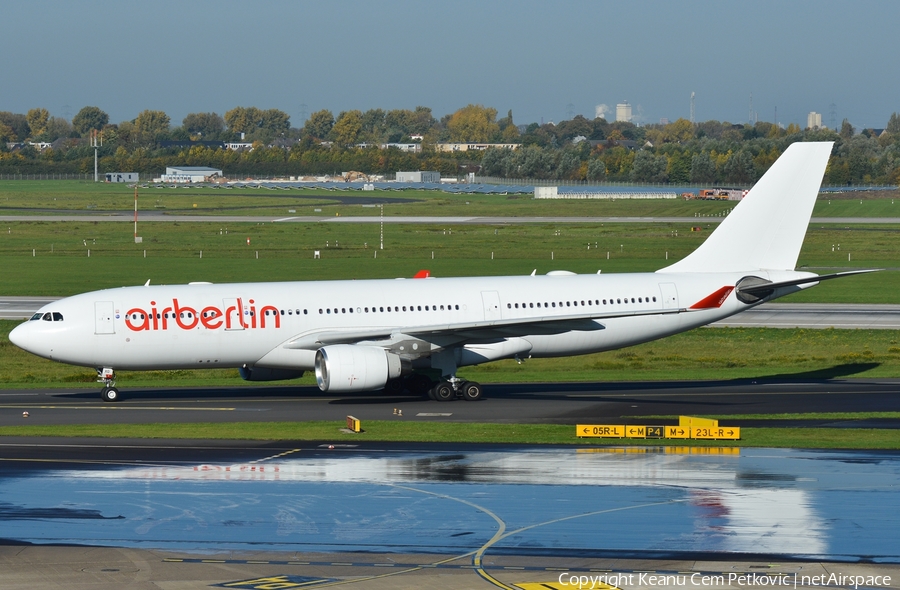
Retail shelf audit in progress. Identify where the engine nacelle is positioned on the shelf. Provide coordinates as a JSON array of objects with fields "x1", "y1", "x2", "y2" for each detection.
[
  {"x1": 315, "y1": 345, "x2": 404, "y2": 392},
  {"x1": 239, "y1": 366, "x2": 305, "y2": 382}
]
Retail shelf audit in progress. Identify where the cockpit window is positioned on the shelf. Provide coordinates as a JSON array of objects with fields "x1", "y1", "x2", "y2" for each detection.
[{"x1": 32, "y1": 311, "x2": 64, "y2": 321}]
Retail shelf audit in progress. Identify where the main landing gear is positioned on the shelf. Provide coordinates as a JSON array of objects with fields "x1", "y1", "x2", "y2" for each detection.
[
  {"x1": 428, "y1": 378, "x2": 483, "y2": 402},
  {"x1": 97, "y1": 368, "x2": 120, "y2": 402},
  {"x1": 383, "y1": 373, "x2": 484, "y2": 401}
]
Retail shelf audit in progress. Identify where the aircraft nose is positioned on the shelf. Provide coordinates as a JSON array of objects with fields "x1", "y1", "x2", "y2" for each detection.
[{"x1": 9, "y1": 322, "x2": 39, "y2": 354}]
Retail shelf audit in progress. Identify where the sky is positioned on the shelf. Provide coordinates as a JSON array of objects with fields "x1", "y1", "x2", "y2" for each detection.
[{"x1": 3, "y1": 0, "x2": 898, "y2": 131}]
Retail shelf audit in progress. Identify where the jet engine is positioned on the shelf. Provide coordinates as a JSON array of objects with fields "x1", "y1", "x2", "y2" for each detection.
[
  {"x1": 239, "y1": 366, "x2": 305, "y2": 382},
  {"x1": 315, "y1": 345, "x2": 406, "y2": 392}
]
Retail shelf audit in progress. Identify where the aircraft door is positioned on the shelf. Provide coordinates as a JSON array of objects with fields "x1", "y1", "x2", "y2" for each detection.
[
  {"x1": 223, "y1": 298, "x2": 245, "y2": 330},
  {"x1": 481, "y1": 291, "x2": 501, "y2": 321},
  {"x1": 94, "y1": 301, "x2": 115, "y2": 335},
  {"x1": 658, "y1": 283, "x2": 679, "y2": 309}
]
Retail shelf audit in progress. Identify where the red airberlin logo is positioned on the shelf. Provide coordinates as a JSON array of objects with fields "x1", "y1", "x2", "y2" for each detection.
[{"x1": 123, "y1": 298, "x2": 281, "y2": 332}]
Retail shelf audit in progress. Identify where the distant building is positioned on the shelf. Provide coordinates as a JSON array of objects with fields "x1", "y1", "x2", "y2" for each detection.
[
  {"x1": 158, "y1": 140, "x2": 225, "y2": 150},
  {"x1": 224, "y1": 142, "x2": 254, "y2": 151},
  {"x1": 160, "y1": 166, "x2": 223, "y2": 183},
  {"x1": 396, "y1": 171, "x2": 441, "y2": 183},
  {"x1": 659, "y1": 118, "x2": 669, "y2": 125},
  {"x1": 105, "y1": 172, "x2": 139, "y2": 183},
  {"x1": 807, "y1": 112, "x2": 823, "y2": 129},
  {"x1": 434, "y1": 143, "x2": 520, "y2": 152},
  {"x1": 616, "y1": 102, "x2": 632, "y2": 123}
]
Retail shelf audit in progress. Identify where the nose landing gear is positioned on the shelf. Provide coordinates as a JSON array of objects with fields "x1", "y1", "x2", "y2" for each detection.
[{"x1": 97, "y1": 368, "x2": 120, "y2": 402}]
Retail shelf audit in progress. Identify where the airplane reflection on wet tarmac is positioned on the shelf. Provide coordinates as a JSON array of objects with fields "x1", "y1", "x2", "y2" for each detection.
[{"x1": 1, "y1": 445, "x2": 898, "y2": 563}]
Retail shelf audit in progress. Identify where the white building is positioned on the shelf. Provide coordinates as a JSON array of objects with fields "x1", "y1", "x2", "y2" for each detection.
[
  {"x1": 807, "y1": 112, "x2": 822, "y2": 129},
  {"x1": 616, "y1": 102, "x2": 632, "y2": 123},
  {"x1": 396, "y1": 171, "x2": 441, "y2": 183},
  {"x1": 434, "y1": 143, "x2": 520, "y2": 152},
  {"x1": 160, "y1": 166, "x2": 223, "y2": 183}
]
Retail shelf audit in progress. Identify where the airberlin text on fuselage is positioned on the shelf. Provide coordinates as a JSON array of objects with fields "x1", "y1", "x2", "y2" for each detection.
[{"x1": 123, "y1": 298, "x2": 281, "y2": 332}]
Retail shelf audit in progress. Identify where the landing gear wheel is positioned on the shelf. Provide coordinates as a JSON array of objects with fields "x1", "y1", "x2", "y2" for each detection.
[
  {"x1": 461, "y1": 381, "x2": 483, "y2": 401},
  {"x1": 101, "y1": 387, "x2": 120, "y2": 402},
  {"x1": 431, "y1": 381, "x2": 456, "y2": 402},
  {"x1": 406, "y1": 374, "x2": 435, "y2": 396},
  {"x1": 384, "y1": 378, "x2": 405, "y2": 395}
]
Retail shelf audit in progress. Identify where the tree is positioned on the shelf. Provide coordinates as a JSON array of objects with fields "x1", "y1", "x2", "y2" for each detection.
[
  {"x1": 183, "y1": 112, "x2": 225, "y2": 137},
  {"x1": 303, "y1": 109, "x2": 334, "y2": 140},
  {"x1": 631, "y1": 150, "x2": 668, "y2": 182},
  {"x1": 690, "y1": 151, "x2": 717, "y2": 183},
  {"x1": 134, "y1": 110, "x2": 171, "y2": 142},
  {"x1": 722, "y1": 149, "x2": 755, "y2": 184},
  {"x1": 0, "y1": 121, "x2": 15, "y2": 143},
  {"x1": 886, "y1": 113, "x2": 900, "y2": 134},
  {"x1": 26, "y1": 108, "x2": 50, "y2": 138},
  {"x1": 45, "y1": 117, "x2": 74, "y2": 141},
  {"x1": 447, "y1": 104, "x2": 499, "y2": 142},
  {"x1": 665, "y1": 118, "x2": 694, "y2": 143},
  {"x1": 840, "y1": 118, "x2": 854, "y2": 139},
  {"x1": 0, "y1": 111, "x2": 30, "y2": 142},
  {"x1": 72, "y1": 106, "x2": 109, "y2": 135},
  {"x1": 259, "y1": 109, "x2": 290, "y2": 135},
  {"x1": 586, "y1": 158, "x2": 607, "y2": 181},
  {"x1": 330, "y1": 110, "x2": 363, "y2": 147},
  {"x1": 224, "y1": 106, "x2": 262, "y2": 135},
  {"x1": 555, "y1": 149, "x2": 581, "y2": 179}
]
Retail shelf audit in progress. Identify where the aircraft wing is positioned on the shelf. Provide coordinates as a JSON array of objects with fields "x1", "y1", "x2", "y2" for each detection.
[{"x1": 283, "y1": 306, "x2": 686, "y2": 351}]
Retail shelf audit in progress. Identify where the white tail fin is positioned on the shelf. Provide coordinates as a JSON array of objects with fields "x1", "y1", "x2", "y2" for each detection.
[{"x1": 658, "y1": 141, "x2": 833, "y2": 274}]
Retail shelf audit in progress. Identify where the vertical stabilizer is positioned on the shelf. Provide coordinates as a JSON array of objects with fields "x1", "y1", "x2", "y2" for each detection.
[{"x1": 658, "y1": 141, "x2": 833, "y2": 273}]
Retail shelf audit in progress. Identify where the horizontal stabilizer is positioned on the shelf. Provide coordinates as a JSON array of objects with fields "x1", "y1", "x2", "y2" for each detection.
[{"x1": 735, "y1": 269, "x2": 879, "y2": 303}]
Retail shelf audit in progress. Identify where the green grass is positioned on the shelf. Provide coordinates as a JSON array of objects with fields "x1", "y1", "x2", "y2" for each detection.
[
  {"x1": 0, "y1": 179, "x2": 898, "y2": 219},
  {"x1": 0, "y1": 420, "x2": 896, "y2": 449},
  {"x1": 1, "y1": 218, "x2": 898, "y2": 300}
]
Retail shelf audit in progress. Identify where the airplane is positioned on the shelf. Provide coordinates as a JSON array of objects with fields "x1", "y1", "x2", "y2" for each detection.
[{"x1": 9, "y1": 141, "x2": 872, "y2": 402}]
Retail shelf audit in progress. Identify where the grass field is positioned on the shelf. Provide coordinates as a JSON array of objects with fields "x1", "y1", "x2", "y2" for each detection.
[
  {"x1": 0, "y1": 421, "x2": 896, "y2": 449},
  {"x1": 1, "y1": 179, "x2": 899, "y2": 218},
  {"x1": 1, "y1": 218, "x2": 898, "y2": 300}
]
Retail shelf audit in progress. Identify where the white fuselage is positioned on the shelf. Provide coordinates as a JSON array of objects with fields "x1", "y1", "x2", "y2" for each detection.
[{"x1": 10, "y1": 269, "x2": 805, "y2": 373}]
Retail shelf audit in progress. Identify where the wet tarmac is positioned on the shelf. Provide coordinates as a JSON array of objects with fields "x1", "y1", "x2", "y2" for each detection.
[{"x1": 1, "y1": 443, "x2": 898, "y2": 565}]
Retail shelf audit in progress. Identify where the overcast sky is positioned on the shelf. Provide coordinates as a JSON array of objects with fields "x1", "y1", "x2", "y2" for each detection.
[{"x1": 3, "y1": 0, "x2": 897, "y2": 130}]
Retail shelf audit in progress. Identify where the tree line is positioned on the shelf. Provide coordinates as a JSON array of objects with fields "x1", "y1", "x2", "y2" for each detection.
[{"x1": 1, "y1": 104, "x2": 899, "y2": 185}]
